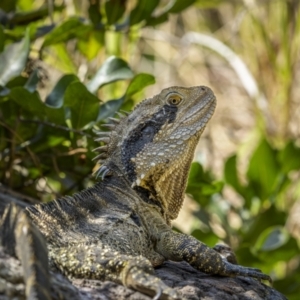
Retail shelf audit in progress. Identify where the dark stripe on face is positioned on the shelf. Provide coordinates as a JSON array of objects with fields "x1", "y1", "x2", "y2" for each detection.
[{"x1": 121, "y1": 104, "x2": 178, "y2": 182}]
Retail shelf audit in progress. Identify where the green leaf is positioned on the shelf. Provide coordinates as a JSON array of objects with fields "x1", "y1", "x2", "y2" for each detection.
[
  {"x1": 242, "y1": 205, "x2": 287, "y2": 244},
  {"x1": 256, "y1": 234, "x2": 299, "y2": 264},
  {"x1": 191, "y1": 229, "x2": 219, "y2": 247},
  {"x1": 247, "y1": 139, "x2": 279, "y2": 199},
  {"x1": 146, "y1": 14, "x2": 169, "y2": 26},
  {"x1": 88, "y1": 0, "x2": 102, "y2": 25},
  {"x1": 24, "y1": 69, "x2": 39, "y2": 93},
  {"x1": 195, "y1": 0, "x2": 224, "y2": 8},
  {"x1": 86, "y1": 56, "x2": 133, "y2": 94},
  {"x1": 0, "y1": 30, "x2": 30, "y2": 86},
  {"x1": 0, "y1": 25, "x2": 4, "y2": 52},
  {"x1": 9, "y1": 87, "x2": 45, "y2": 117},
  {"x1": 129, "y1": 0, "x2": 160, "y2": 25},
  {"x1": 168, "y1": 0, "x2": 196, "y2": 13},
  {"x1": 42, "y1": 17, "x2": 91, "y2": 48},
  {"x1": 145, "y1": 0, "x2": 196, "y2": 26},
  {"x1": 77, "y1": 31, "x2": 104, "y2": 61},
  {"x1": 48, "y1": 44, "x2": 77, "y2": 74},
  {"x1": 186, "y1": 162, "x2": 222, "y2": 207},
  {"x1": 97, "y1": 97, "x2": 124, "y2": 121},
  {"x1": 44, "y1": 106, "x2": 66, "y2": 124},
  {"x1": 9, "y1": 6, "x2": 61, "y2": 26},
  {"x1": 274, "y1": 272, "x2": 300, "y2": 300},
  {"x1": 0, "y1": 0, "x2": 17, "y2": 12},
  {"x1": 255, "y1": 226, "x2": 289, "y2": 251},
  {"x1": 224, "y1": 155, "x2": 253, "y2": 206},
  {"x1": 5, "y1": 76, "x2": 27, "y2": 89},
  {"x1": 125, "y1": 73, "x2": 155, "y2": 99},
  {"x1": 235, "y1": 246, "x2": 264, "y2": 268},
  {"x1": 224, "y1": 155, "x2": 243, "y2": 192},
  {"x1": 278, "y1": 141, "x2": 300, "y2": 173},
  {"x1": 97, "y1": 73, "x2": 155, "y2": 121},
  {"x1": 45, "y1": 74, "x2": 79, "y2": 108},
  {"x1": 105, "y1": 0, "x2": 126, "y2": 25},
  {"x1": 64, "y1": 82, "x2": 100, "y2": 129}
]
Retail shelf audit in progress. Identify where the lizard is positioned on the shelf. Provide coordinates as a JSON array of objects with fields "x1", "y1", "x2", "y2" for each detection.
[{"x1": 1, "y1": 85, "x2": 271, "y2": 299}]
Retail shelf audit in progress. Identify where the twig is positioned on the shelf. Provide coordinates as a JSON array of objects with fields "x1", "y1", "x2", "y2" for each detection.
[{"x1": 19, "y1": 118, "x2": 93, "y2": 139}]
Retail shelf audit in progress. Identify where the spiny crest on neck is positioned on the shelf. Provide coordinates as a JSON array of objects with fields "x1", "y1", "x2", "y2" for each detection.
[
  {"x1": 92, "y1": 111, "x2": 129, "y2": 178},
  {"x1": 92, "y1": 95, "x2": 157, "y2": 179}
]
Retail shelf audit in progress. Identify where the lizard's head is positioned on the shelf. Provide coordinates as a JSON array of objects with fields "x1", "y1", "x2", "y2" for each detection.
[{"x1": 94, "y1": 86, "x2": 216, "y2": 222}]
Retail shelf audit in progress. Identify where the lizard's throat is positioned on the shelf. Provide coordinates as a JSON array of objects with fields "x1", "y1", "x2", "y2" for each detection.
[{"x1": 133, "y1": 140, "x2": 197, "y2": 223}]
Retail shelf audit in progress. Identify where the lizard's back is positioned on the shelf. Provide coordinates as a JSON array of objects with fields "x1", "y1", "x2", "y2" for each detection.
[{"x1": 27, "y1": 171, "x2": 166, "y2": 263}]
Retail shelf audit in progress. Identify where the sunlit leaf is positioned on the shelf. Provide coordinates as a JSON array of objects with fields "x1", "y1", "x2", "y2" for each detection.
[
  {"x1": 77, "y1": 31, "x2": 104, "y2": 61},
  {"x1": 45, "y1": 74, "x2": 79, "y2": 108},
  {"x1": 86, "y1": 56, "x2": 133, "y2": 94},
  {"x1": 278, "y1": 141, "x2": 300, "y2": 173},
  {"x1": 0, "y1": 30, "x2": 30, "y2": 86},
  {"x1": 64, "y1": 82, "x2": 100, "y2": 129},
  {"x1": 125, "y1": 73, "x2": 155, "y2": 98},
  {"x1": 195, "y1": 0, "x2": 223, "y2": 8},
  {"x1": 42, "y1": 17, "x2": 91, "y2": 48},
  {"x1": 247, "y1": 139, "x2": 279, "y2": 199},
  {"x1": 191, "y1": 229, "x2": 219, "y2": 247},
  {"x1": 47, "y1": 44, "x2": 77, "y2": 73}
]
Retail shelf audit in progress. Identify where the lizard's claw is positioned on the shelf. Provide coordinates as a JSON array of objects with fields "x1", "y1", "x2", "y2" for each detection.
[
  {"x1": 221, "y1": 260, "x2": 272, "y2": 284},
  {"x1": 153, "y1": 287, "x2": 162, "y2": 300}
]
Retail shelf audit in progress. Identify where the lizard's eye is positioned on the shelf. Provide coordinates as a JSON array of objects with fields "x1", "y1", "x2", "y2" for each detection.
[{"x1": 167, "y1": 94, "x2": 182, "y2": 106}]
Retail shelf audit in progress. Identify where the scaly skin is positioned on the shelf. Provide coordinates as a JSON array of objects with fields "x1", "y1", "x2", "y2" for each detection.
[{"x1": 2, "y1": 86, "x2": 271, "y2": 299}]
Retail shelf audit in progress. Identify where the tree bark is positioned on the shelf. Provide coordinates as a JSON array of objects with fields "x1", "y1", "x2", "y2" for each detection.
[{"x1": 0, "y1": 187, "x2": 287, "y2": 300}]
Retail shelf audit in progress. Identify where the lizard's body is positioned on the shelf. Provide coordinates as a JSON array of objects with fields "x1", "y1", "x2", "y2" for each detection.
[{"x1": 1, "y1": 86, "x2": 271, "y2": 299}]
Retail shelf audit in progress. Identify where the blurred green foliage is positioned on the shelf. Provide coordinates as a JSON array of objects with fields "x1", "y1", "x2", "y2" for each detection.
[
  {"x1": 0, "y1": 1, "x2": 299, "y2": 299},
  {"x1": 187, "y1": 139, "x2": 300, "y2": 299}
]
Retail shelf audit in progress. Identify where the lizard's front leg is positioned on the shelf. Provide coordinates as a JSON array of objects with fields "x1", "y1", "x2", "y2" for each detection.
[{"x1": 156, "y1": 230, "x2": 271, "y2": 282}]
